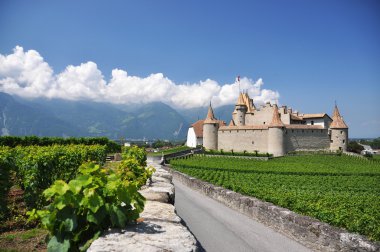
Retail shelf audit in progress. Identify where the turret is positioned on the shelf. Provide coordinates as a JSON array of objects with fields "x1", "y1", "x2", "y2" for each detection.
[
  {"x1": 329, "y1": 105, "x2": 348, "y2": 151},
  {"x1": 235, "y1": 93, "x2": 247, "y2": 126},
  {"x1": 268, "y1": 104, "x2": 285, "y2": 157},
  {"x1": 203, "y1": 102, "x2": 219, "y2": 150}
]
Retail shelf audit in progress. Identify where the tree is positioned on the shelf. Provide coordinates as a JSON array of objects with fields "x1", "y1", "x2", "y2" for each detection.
[{"x1": 347, "y1": 141, "x2": 364, "y2": 154}]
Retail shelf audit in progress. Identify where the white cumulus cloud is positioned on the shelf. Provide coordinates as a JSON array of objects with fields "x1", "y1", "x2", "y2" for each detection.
[{"x1": 0, "y1": 46, "x2": 280, "y2": 108}]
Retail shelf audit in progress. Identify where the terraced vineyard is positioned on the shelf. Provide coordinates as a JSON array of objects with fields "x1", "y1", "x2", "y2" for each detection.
[{"x1": 170, "y1": 155, "x2": 380, "y2": 241}]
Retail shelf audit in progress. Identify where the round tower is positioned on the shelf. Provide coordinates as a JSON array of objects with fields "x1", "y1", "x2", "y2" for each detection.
[
  {"x1": 329, "y1": 105, "x2": 348, "y2": 151},
  {"x1": 203, "y1": 103, "x2": 219, "y2": 150},
  {"x1": 235, "y1": 93, "x2": 247, "y2": 126},
  {"x1": 267, "y1": 104, "x2": 285, "y2": 157}
]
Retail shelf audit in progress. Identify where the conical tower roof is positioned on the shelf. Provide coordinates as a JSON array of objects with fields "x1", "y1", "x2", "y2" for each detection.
[
  {"x1": 269, "y1": 104, "x2": 284, "y2": 127},
  {"x1": 242, "y1": 93, "x2": 253, "y2": 112},
  {"x1": 236, "y1": 93, "x2": 245, "y2": 106},
  {"x1": 228, "y1": 119, "x2": 235, "y2": 126},
  {"x1": 204, "y1": 102, "x2": 217, "y2": 124},
  {"x1": 330, "y1": 105, "x2": 348, "y2": 129}
]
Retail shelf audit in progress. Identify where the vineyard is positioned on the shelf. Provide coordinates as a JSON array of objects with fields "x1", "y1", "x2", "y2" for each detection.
[
  {"x1": 0, "y1": 138, "x2": 153, "y2": 251},
  {"x1": 170, "y1": 154, "x2": 380, "y2": 241}
]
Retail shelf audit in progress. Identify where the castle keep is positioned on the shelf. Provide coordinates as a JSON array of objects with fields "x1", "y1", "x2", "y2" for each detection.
[{"x1": 199, "y1": 92, "x2": 348, "y2": 156}]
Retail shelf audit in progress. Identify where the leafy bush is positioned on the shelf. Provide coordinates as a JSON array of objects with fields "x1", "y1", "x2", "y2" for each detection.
[
  {"x1": 122, "y1": 146, "x2": 147, "y2": 167},
  {"x1": 28, "y1": 162, "x2": 146, "y2": 251},
  {"x1": 120, "y1": 146, "x2": 154, "y2": 187},
  {"x1": 0, "y1": 147, "x2": 15, "y2": 221},
  {"x1": 0, "y1": 136, "x2": 121, "y2": 153},
  {"x1": 347, "y1": 141, "x2": 364, "y2": 154},
  {"x1": 14, "y1": 145, "x2": 107, "y2": 209}
]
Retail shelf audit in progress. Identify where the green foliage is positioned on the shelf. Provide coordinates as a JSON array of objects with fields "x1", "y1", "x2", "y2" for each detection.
[
  {"x1": 13, "y1": 145, "x2": 107, "y2": 209},
  {"x1": 347, "y1": 141, "x2": 364, "y2": 154},
  {"x1": 120, "y1": 146, "x2": 154, "y2": 187},
  {"x1": 0, "y1": 136, "x2": 121, "y2": 153},
  {"x1": 28, "y1": 162, "x2": 146, "y2": 252},
  {"x1": 0, "y1": 147, "x2": 15, "y2": 221},
  {"x1": 151, "y1": 139, "x2": 172, "y2": 148},
  {"x1": 171, "y1": 155, "x2": 380, "y2": 241},
  {"x1": 360, "y1": 137, "x2": 380, "y2": 150},
  {"x1": 148, "y1": 146, "x2": 191, "y2": 157},
  {"x1": 204, "y1": 149, "x2": 271, "y2": 157}
]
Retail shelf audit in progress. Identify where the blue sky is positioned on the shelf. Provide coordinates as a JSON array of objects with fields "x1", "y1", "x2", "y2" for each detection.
[{"x1": 0, "y1": 0, "x2": 379, "y2": 137}]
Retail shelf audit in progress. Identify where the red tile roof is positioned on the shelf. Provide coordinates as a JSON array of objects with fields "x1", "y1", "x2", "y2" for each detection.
[
  {"x1": 330, "y1": 105, "x2": 348, "y2": 129},
  {"x1": 192, "y1": 119, "x2": 226, "y2": 137},
  {"x1": 269, "y1": 104, "x2": 285, "y2": 127},
  {"x1": 204, "y1": 103, "x2": 217, "y2": 123},
  {"x1": 191, "y1": 120, "x2": 204, "y2": 138}
]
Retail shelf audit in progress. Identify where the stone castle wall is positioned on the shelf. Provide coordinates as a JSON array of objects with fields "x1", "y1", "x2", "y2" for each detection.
[
  {"x1": 203, "y1": 123, "x2": 218, "y2": 150},
  {"x1": 245, "y1": 105, "x2": 274, "y2": 125},
  {"x1": 330, "y1": 129, "x2": 348, "y2": 151},
  {"x1": 216, "y1": 127, "x2": 331, "y2": 154},
  {"x1": 218, "y1": 129, "x2": 268, "y2": 153},
  {"x1": 285, "y1": 128, "x2": 330, "y2": 152}
]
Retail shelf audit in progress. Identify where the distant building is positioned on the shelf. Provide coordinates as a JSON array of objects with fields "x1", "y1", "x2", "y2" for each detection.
[
  {"x1": 186, "y1": 118, "x2": 225, "y2": 148},
  {"x1": 187, "y1": 92, "x2": 348, "y2": 156}
]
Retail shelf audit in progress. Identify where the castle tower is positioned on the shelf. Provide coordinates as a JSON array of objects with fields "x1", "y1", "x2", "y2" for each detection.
[
  {"x1": 329, "y1": 105, "x2": 348, "y2": 151},
  {"x1": 203, "y1": 102, "x2": 219, "y2": 150},
  {"x1": 235, "y1": 93, "x2": 247, "y2": 126},
  {"x1": 268, "y1": 104, "x2": 285, "y2": 157}
]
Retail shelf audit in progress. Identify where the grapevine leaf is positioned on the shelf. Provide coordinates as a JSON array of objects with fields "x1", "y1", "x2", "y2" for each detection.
[
  {"x1": 53, "y1": 180, "x2": 70, "y2": 196},
  {"x1": 110, "y1": 205, "x2": 127, "y2": 227},
  {"x1": 87, "y1": 206, "x2": 106, "y2": 225},
  {"x1": 47, "y1": 235, "x2": 70, "y2": 252}
]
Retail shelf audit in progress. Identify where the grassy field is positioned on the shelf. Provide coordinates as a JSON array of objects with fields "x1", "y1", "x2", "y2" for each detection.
[
  {"x1": 147, "y1": 146, "x2": 191, "y2": 156},
  {"x1": 0, "y1": 228, "x2": 47, "y2": 252},
  {"x1": 170, "y1": 154, "x2": 380, "y2": 241}
]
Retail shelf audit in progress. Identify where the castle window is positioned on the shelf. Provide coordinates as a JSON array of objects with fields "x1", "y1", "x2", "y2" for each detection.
[
  {"x1": 340, "y1": 131, "x2": 343, "y2": 134},
  {"x1": 311, "y1": 121, "x2": 314, "y2": 125},
  {"x1": 263, "y1": 122, "x2": 266, "y2": 125},
  {"x1": 252, "y1": 141, "x2": 254, "y2": 145},
  {"x1": 331, "y1": 140, "x2": 333, "y2": 143},
  {"x1": 292, "y1": 130, "x2": 294, "y2": 133},
  {"x1": 343, "y1": 140, "x2": 345, "y2": 143}
]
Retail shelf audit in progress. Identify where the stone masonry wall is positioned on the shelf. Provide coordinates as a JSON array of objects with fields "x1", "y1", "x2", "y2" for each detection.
[
  {"x1": 168, "y1": 167, "x2": 380, "y2": 252},
  {"x1": 88, "y1": 159, "x2": 199, "y2": 252},
  {"x1": 218, "y1": 129, "x2": 268, "y2": 153},
  {"x1": 285, "y1": 128, "x2": 330, "y2": 152}
]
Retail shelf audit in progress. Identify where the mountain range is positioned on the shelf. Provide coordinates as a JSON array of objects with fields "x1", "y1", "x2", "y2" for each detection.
[{"x1": 0, "y1": 92, "x2": 234, "y2": 140}]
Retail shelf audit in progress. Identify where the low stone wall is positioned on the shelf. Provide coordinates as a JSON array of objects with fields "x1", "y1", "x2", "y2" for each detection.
[
  {"x1": 88, "y1": 159, "x2": 199, "y2": 252},
  {"x1": 199, "y1": 154, "x2": 270, "y2": 160},
  {"x1": 168, "y1": 166, "x2": 380, "y2": 252}
]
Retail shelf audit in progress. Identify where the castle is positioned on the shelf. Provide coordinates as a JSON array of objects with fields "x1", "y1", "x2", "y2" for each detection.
[{"x1": 187, "y1": 92, "x2": 348, "y2": 157}]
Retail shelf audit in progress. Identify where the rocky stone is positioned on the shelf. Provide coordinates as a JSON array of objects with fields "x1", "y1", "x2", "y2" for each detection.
[
  {"x1": 140, "y1": 191, "x2": 170, "y2": 203},
  {"x1": 88, "y1": 160, "x2": 199, "y2": 252},
  {"x1": 88, "y1": 220, "x2": 198, "y2": 252},
  {"x1": 141, "y1": 201, "x2": 181, "y2": 223}
]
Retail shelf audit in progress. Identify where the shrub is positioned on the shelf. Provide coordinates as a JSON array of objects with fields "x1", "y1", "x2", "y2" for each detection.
[
  {"x1": 28, "y1": 162, "x2": 146, "y2": 251},
  {"x1": 14, "y1": 145, "x2": 107, "y2": 209},
  {"x1": 0, "y1": 147, "x2": 14, "y2": 221}
]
